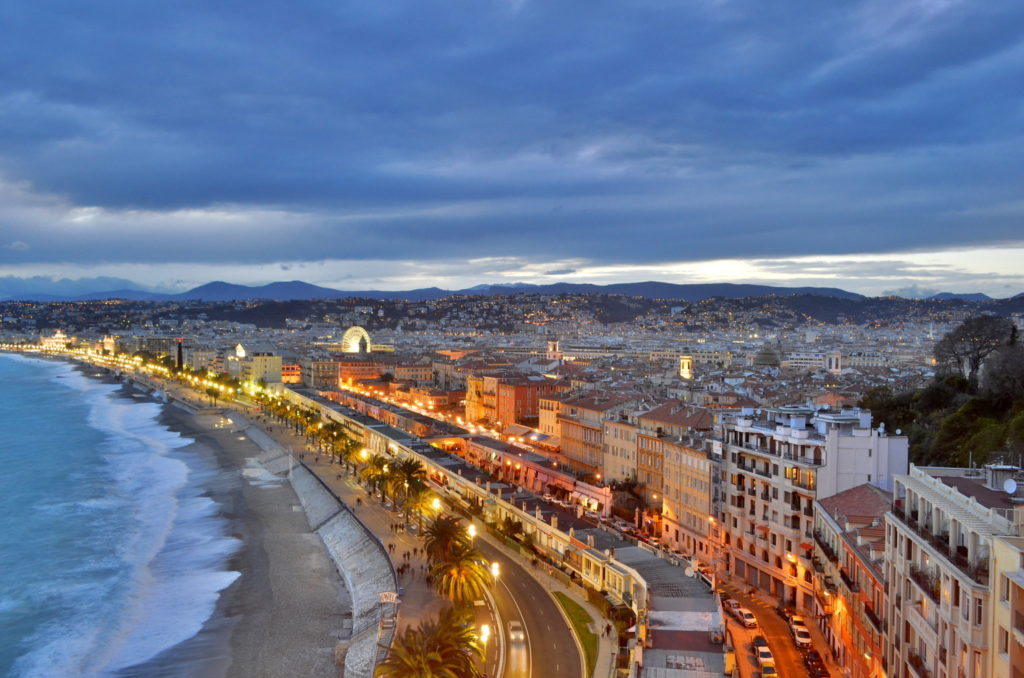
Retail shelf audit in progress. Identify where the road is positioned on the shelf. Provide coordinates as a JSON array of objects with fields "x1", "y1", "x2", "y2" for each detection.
[
  {"x1": 476, "y1": 538, "x2": 583, "y2": 678},
  {"x1": 720, "y1": 583, "x2": 807, "y2": 678}
]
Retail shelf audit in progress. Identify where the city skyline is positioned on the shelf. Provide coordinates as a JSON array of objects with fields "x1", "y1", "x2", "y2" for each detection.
[{"x1": 1, "y1": 1, "x2": 1022, "y2": 296}]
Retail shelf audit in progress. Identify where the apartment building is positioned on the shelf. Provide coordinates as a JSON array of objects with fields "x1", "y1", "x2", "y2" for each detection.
[
  {"x1": 813, "y1": 483, "x2": 890, "y2": 678},
  {"x1": 719, "y1": 406, "x2": 907, "y2": 611},
  {"x1": 990, "y1": 534, "x2": 1024, "y2": 678},
  {"x1": 603, "y1": 416, "x2": 638, "y2": 483},
  {"x1": 885, "y1": 465, "x2": 1024, "y2": 678},
  {"x1": 557, "y1": 392, "x2": 639, "y2": 476},
  {"x1": 635, "y1": 402, "x2": 715, "y2": 552}
]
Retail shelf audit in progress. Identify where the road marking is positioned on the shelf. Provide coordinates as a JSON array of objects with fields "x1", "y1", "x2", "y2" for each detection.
[{"x1": 496, "y1": 562, "x2": 533, "y2": 678}]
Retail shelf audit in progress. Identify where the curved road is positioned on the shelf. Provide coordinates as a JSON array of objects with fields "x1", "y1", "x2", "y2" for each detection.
[{"x1": 476, "y1": 538, "x2": 583, "y2": 678}]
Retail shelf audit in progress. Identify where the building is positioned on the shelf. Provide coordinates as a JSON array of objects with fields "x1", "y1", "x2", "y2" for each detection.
[
  {"x1": 813, "y1": 483, "x2": 890, "y2": 678},
  {"x1": 557, "y1": 392, "x2": 640, "y2": 477},
  {"x1": 635, "y1": 402, "x2": 715, "y2": 556},
  {"x1": 603, "y1": 416, "x2": 639, "y2": 483},
  {"x1": 718, "y1": 406, "x2": 907, "y2": 611},
  {"x1": 885, "y1": 464, "x2": 1024, "y2": 678}
]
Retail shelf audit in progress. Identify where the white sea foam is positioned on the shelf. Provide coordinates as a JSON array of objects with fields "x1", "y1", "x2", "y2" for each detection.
[{"x1": 1, "y1": 358, "x2": 240, "y2": 678}]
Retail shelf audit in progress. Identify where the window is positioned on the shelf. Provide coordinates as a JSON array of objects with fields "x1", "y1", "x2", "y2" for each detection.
[
  {"x1": 1001, "y1": 574, "x2": 1010, "y2": 602},
  {"x1": 1000, "y1": 627, "x2": 1009, "y2": 654},
  {"x1": 975, "y1": 597, "x2": 983, "y2": 625}
]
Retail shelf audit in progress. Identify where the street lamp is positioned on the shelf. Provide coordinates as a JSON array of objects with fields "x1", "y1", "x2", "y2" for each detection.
[
  {"x1": 491, "y1": 561, "x2": 500, "y2": 581},
  {"x1": 468, "y1": 524, "x2": 477, "y2": 541}
]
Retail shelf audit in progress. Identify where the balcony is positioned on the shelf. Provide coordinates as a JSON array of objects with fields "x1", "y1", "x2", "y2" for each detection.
[
  {"x1": 803, "y1": 506, "x2": 814, "y2": 517},
  {"x1": 754, "y1": 467, "x2": 772, "y2": 478},
  {"x1": 863, "y1": 603, "x2": 883, "y2": 632},
  {"x1": 839, "y1": 567, "x2": 860, "y2": 593},
  {"x1": 747, "y1": 488, "x2": 756, "y2": 497},
  {"x1": 890, "y1": 504, "x2": 990, "y2": 586},
  {"x1": 814, "y1": 530, "x2": 839, "y2": 563},
  {"x1": 908, "y1": 650, "x2": 932, "y2": 678},
  {"x1": 909, "y1": 564, "x2": 940, "y2": 602},
  {"x1": 783, "y1": 451, "x2": 824, "y2": 466}
]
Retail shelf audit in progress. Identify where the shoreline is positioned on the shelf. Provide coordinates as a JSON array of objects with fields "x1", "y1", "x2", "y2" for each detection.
[{"x1": 67, "y1": 362, "x2": 350, "y2": 678}]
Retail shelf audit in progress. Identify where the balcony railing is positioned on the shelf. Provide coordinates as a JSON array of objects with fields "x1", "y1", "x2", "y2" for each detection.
[
  {"x1": 783, "y1": 451, "x2": 824, "y2": 466},
  {"x1": 814, "y1": 530, "x2": 840, "y2": 563},
  {"x1": 910, "y1": 564, "x2": 940, "y2": 602},
  {"x1": 839, "y1": 567, "x2": 860, "y2": 593},
  {"x1": 890, "y1": 504, "x2": 989, "y2": 586},
  {"x1": 908, "y1": 650, "x2": 932, "y2": 678},
  {"x1": 863, "y1": 603, "x2": 883, "y2": 632},
  {"x1": 755, "y1": 467, "x2": 772, "y2": 478}
]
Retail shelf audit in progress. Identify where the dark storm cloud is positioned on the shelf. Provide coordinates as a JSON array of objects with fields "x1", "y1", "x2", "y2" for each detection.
[{"x1": 0, "y1": 0, "x2": 1022, "y2": 269}]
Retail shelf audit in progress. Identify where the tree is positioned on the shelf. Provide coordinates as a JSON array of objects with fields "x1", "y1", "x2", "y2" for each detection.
[
  {"x1": 429, "y1": 540, "x2": 491, "y2": 605},
  {"x1": 375, "y1": 605, "x2": 483, "y2": 678},
  {"x1": 361, "y1": 454, "x2": 393, "y2": 500},
  {"x1": 934, "y1": 316, "x2": 1015, "y2": 384},
  {"x1": 205, "y1": 386, "x2": 220, "y2": 405},
  {"x1": 424, "y1": 516, "x2": 469, "y2": 565},
  {"x1": 981, "y1": 343, "x2": 1024, "y2": 405},
  {"x1": 402, "y1": 482, "x2": 433, "y2": 532}
]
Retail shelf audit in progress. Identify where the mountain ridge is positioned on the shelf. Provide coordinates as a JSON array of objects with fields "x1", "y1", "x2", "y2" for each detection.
[{"x1": 3, "y1": 279, "x2": 1020, "y2": 303}]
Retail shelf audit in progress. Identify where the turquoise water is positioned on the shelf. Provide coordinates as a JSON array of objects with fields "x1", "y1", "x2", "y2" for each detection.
[{"x1": 0, "y1": 355, "x2": 239, "y2": 677}]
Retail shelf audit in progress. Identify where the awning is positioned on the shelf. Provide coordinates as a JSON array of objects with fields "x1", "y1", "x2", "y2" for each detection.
[{"x1": 799, "y1": 542, "x2": 813, "y2": 551}]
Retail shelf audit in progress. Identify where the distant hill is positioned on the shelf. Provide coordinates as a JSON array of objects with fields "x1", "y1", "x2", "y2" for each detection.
[
  {"x1": 12, "y1": 278, "x2": 1024, "y2": 304},
  {"x1": 928, "y1": 292, "x2": 992, "y2": 301},
  {"x1": 30, "y1": 279, "x2": 864, "y2": 302}
]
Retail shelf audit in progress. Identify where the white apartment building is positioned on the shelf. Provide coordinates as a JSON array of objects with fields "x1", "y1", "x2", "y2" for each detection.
[
  {"x1": 885, "y1": 465, "x2": 1024, "y2": 678},
  {"x1": 719, "y1": 406, "x2": 907, "y2": 610}
]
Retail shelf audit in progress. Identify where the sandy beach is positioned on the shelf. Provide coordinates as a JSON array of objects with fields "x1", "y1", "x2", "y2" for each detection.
[{"x1": 109, "y1": 378, "x2": 350, "y2": 678}]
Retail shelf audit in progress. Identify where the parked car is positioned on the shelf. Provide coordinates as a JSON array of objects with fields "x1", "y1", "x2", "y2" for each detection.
[
  {"x1": 803, "y1": 650, "x2": 824, "y2": 669},
  {"x1": 774, "y1": 604, "x2": 794, "y2": 621},
  {"x1": 792, "y1": 626, "x2": 813, "y2": 649},
  {"x1": 752, "y1": 635, "x2": 768, "y2": 650},
  {"x1": 789, "y1": 615, "x2": 808, "y2": 630},
  {"x1": 759, "y1": 663, "x2": 778, "y2": 678},
  {"x1": 809, "y1": 665, "x2": 831, "y2": 678},
  {"x1": 755, "y1": 646, "x2": 775, "y2": 667},
  {"x1": 737, "y1": 608, "x2": 758, "y2": 628},
  {"x1": 723, "y1": 599, "x2": 741, "y2": 617}
]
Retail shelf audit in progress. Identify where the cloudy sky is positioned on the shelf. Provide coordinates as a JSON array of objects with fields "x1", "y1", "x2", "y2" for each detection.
[{"x1": 1, "y1": 0, "x2": 1022, "y2": 297}]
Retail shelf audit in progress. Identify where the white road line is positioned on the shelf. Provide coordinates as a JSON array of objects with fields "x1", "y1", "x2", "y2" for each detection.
[{"x1": 498, "y1": 569, "x2": 532, "y2": 678}]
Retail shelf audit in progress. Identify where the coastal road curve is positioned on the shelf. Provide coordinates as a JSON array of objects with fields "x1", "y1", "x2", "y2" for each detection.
[{"x1": 475, "y1": 538, "x2": 583, "y2": 678}]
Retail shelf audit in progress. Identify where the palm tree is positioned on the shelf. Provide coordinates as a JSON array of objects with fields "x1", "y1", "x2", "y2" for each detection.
[
  {"x1": 389, "y1": 458, "x2": 427, "y2": 519},
  {"x1": 337, "y1": 436, "x2": 361, "y2": 475},
  {"x1": 375, "y1": 605, "x2": 483, "y2": 678},
  {"x1": 402, "y1": 481, "x2": 433, "y2": 532},
  {"x1": 361, "y1": 454, "x2": 392, "y2": 499},
  {"x1": 429, "y1": 540, "x2": 491, "y2": 605},
  {"x1": 424, "y1": 516, "x2": 468, "y2": 565},
  {"x1": 430, "y1": 605, "x2": 485, "y2": 677}
]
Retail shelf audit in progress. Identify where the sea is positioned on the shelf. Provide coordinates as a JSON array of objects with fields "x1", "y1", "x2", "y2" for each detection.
[{"x1": 0, "y1": 354, "x2": 240, "y2": 677}]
